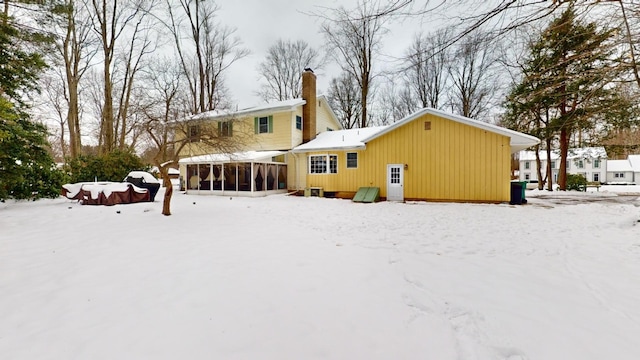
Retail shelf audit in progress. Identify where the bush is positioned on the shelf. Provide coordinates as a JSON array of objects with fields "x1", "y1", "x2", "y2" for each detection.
[
  {"x1": 566, "y1": 173, "x2": 588, "y2": 191},
  {"x1": 64, "y1": 150, "x2": 149, "y2": 183}
]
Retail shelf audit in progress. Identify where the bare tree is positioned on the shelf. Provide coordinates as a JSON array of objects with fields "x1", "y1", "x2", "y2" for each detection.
[
  {"x1": 88, "y1": 0, "x2": 156, "y2": 154},
  {"x1": 163, "y1": 0, "x2": 248, "y2": 114},
  {"x1": 48, "y1": 0, "x2": 97, "y2": 159},
  {"x1": 256, "y1": 39, "x2": 327, "y2": 102},
  {"x1": 373, "y1": 76, "x2": 417, "y2": 125},
  {"x1": 327, "y1": 72, "x2": 362, "y2": 129},
  {"x1": 447, "y1": 30, "x2": 500, "y2": 120},
  {"x1": 402, "y1": 29, "x2": 451, "y2": 109},
  {"x1": 320, "y1": 0, "x2": 390, "y2": 128},
  {"x1": 139, "y1": 58, "x2": 247, "y2": 215},
  {"x1": 112, "y1": 10, "x2": 157, "y2": 151},
  {"x1": 39, "y1": 74, "x2": 69, "y2": 161}
]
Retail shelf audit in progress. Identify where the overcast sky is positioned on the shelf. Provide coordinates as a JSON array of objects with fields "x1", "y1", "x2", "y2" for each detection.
[{"x1": 216, "y1": 0, "x2": 430, "y2": 108}]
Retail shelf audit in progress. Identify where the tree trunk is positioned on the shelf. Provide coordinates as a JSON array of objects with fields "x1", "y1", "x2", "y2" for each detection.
[
  {"x1": 558, "y1": 126, "x2": 569, "y2": 190},
  {"x1": 545, "y1": 139, "x2": 554, "y2": 191},
  {"x1": 162, "y1": 175, "x2": 173, "y2": 216}
]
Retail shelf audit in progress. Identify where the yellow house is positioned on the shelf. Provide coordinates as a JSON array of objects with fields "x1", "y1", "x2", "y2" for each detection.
[
  {"x1": 291, "y1": 108, "x2": 540, "y2": 203},
  {"x1": 177, "y1": 69, "x2": 342, "y2": 195}
]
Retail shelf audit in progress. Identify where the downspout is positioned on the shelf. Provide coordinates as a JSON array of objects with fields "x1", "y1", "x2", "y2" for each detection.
[{"x1": 291, "y1": 152, "x2": 300, "y2": 193}]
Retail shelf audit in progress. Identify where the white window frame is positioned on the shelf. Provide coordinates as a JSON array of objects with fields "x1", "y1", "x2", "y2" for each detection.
[
  {"x1": 524, "y1": 161, "x2": 530, "y2": 169},
  {"x1": 593, "y1": 159, "x2": 600, "y2": 168},
  {"x1": 308, "y1": 154, "x2": 338, "y2": 174}
]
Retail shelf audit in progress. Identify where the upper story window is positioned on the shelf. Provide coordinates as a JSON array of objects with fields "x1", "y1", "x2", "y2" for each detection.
[
  {"x1": 524, "y1": 161, "x2": 530, "y2": 169},
  {"x1": 550, "y1": 161, "x2": 556, "y2": 169},
  {"x1": 218, "y1": 121, "x2": 232, "y2": 137},
  {"x1": 577, "y1": 159, "x2": 584, "y2": 169},
  {"x1": 255, "y1": 116, "x2": 273, "y2": 134},
  {"x1": 296, "y1": 115, "x2": 302, "y2": 130},
  {"x1": 593, "y1": 159, "x2": 600, "y2": 168},
  {"x1": 188, "y1": 124, "x2": 200, "y2": 140},
  {"x1": 346, "y1": 152, "x2": 358, "y2": 168}
]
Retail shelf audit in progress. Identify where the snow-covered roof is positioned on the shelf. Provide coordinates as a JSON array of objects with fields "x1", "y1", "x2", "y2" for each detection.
[
  {"x1": 188, "y1": 99, "x2": 306, "y2": 121},
  {"x1": 607, "y1": 159, "x2": 633, "y2": 172},
  {"x1": 628, "y1": 155, "x2": 640, "y2": 171},
  {"x1": 178, "y1": 150, "x2": 286, "y2": 164},
  {"x1": 519, "y1": 150, "x2": 560, "y2": 161},
  {"x1": 519, "y1": 147, "x2": 607, "y2": 161},
  {"x1": 292, "y1": 126, "x2": 388, "y2": 153},
  {"x1": 567, "y1": 147, "x2": 607, "y2": 159},
  {"x1": 293, "y1": 108, "x2": 539, "y2": 153}
]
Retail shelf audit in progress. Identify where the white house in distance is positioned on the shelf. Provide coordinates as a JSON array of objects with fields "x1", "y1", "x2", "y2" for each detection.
[
  {"x1": 606, "y1": 155, "x2": 640, "y2": 184},
  {"x1": 518, "y1": 147, "x2": 607, "y2": 184}
]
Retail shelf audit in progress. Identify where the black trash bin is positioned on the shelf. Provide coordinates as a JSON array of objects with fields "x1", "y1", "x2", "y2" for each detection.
[
  {"x1": 510, "y1": 182, "x2": 524, "y2": 205},
  {"x1": 126, "y1": 175, "x2": 161, "y2": 202}
]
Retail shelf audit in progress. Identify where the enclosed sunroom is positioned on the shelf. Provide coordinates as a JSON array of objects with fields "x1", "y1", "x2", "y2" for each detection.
[{"x1": 178, "y1": 151, "x2": 288, "y2": 196}]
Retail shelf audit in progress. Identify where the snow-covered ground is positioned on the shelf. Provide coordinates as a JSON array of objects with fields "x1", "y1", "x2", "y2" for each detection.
[{"x1": 2, "y1": 186, "x2": 640, "y2": 359}]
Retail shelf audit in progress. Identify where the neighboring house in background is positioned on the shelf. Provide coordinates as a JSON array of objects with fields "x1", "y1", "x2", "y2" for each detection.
[
  {"x1": 606, "y1": 154, "x2": 640, "y2": 184},
  {"x1": 292, "y1": 108, "x2": 539, "y2": 203},
  {"x1": 176, "y1": 69, "x2": 342, "y2": 196},
  {"x1": 518, "y1": 147, "x2": 607, "y2": 184}
]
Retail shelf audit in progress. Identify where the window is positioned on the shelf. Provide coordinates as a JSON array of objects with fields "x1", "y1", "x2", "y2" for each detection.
[
  {"x1": 254, "y1": 116, "x2": 273, "y2": 134},
  {"x1": 218, "y1": 121, "x2": 232, "y2": 137},
  {"x1": 577, "y1": 160, "x2": 584, "y2": 169},
  {"x1": 594, "y1": 159, "x2": 600, "y2": 168},
  {"x1": 188, "y1": 124, "x2": 200, "y2": 140},
  {"x1": 593, "y1": 173, "x2": 600, "y2": 182},
  {"x1": 551, "y1": 161, "x2": 556, "y2": 169},
  {"x1": 309, "y1": 155, "x2": 337, "y2": 174},
  {"x1": 524, "y1": 173, "x2": 530, "y2": 180},
  {"x1": 524, "y1": 161, "x2": 530, "y2": 169},
  {"x1": 296, "y1": 115, "x2": 302, "y2": 130},
  {"x1": 615, "y1": 173, "x2": 625, "y2": 178},
  {"x1": 329, "y1": 155, "x2": 337, "y2": 173},
  {"x1": 346, "y1": 152, "x2": 358, "y2": 168},
  {"x1": 566, "y1": 161, "x2": 570, "y2": 169}
]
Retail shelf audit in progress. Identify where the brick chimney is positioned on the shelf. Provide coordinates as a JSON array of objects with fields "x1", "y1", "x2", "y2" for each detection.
[{"x1": 302, "y1": 68, "x2": 317, "y2": 143}]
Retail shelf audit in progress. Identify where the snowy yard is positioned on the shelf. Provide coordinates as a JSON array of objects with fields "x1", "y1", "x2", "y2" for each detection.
[{"x1": 2, "y1": 186, "x2": 640, "y2": 359}]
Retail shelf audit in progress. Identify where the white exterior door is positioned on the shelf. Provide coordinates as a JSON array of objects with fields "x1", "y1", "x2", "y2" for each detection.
[{"x1": 387, "y1": 164, "x2": 404, "y2": 201}]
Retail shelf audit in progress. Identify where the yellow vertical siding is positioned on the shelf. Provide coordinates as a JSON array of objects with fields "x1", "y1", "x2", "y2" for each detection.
[{"x1": 302, "y1": 113, "x2": 512, "y2": 202}]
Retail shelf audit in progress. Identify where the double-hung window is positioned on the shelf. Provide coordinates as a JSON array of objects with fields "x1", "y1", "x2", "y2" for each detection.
[
  {"x1": 218, "y1": 121, "x2": 232, "y2": 137},
  {"x1": 594, "y1": 159, "x2": 600, "y2": 168},
  {"x1": 296, "y1": 115, "x2": 302, "y2": 130},
  {"x1": 188, "y1": 124, "x2": 200, "y2": 140},
  {"x1": 346, "y1": 152, "x2": 358, "y2": 168},
  {"x1": 309, "y1": 155, "x2": 338, "y2": 174},
  {"x1": 255, "y1": 116, "x2": 273, "y2": 134}
]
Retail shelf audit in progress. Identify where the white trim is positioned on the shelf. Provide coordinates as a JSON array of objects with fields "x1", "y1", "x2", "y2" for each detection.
[{"x1": 308, "y1": 154, "x2": 338, "y2": 174}]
